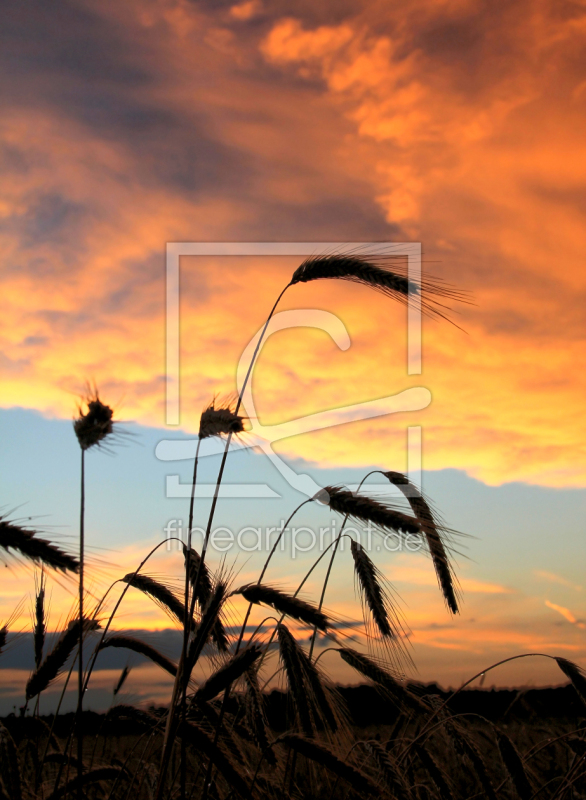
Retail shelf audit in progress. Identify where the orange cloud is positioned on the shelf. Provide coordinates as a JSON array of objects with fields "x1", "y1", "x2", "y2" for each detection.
[
  {"x1": 545, "y1": 599, "x2": 586, "y2": 628},
  {"x1": 2, "y1": 1, "x2": 585, "y2": 489}
]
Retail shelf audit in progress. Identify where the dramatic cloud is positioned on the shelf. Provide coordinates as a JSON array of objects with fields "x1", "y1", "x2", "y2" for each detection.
[{"x1": 2, "y1": 0, "x2": 585, "y2": 499}]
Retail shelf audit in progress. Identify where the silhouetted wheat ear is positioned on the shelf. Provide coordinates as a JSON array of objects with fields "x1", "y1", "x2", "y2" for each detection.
[
  {"x1": 0, "y1": 626, "x2": 7, "y2": 657},
  {"x1": 183, "y1": 546, "x2": 228, "y2": 651},
  {"x1": 194, "y1": 645, "x2": 262, "y2": 703},
  {"x1": 320, "y1": 486, "x2": 421, "y2": 536},
  {"x1": 199, "y1": 398, "x2": 246, "y2": 439},
  {"x1": 113, "y1": 665, "x2": 131, "y2": 696},
  {"x1": 338, "y1": 648, "x2": 427, "y2": 711},
  {"x1": 26, "y1": 617, "x2": 99, "y2": 700},
  {"x1": 350, "y1": 540, "x2": 398, "y2": 640},
  {"x1": 0, "y1": 721, "x2": 21, "y2": 800},
  {"x1": 186, "y1": 581, "x2": 227, "y2": 676},
  {"x1": 0, "y1": 517, "x2": 79, "y2": 573},
  {"x1": 385, "y1": 472, "x2": 459, "y2": 614},
  {"x1": 365, "y1": 741, "x2": 409, "y2": 800},
  {"x1": 121, "y1": 573, "x2": 195, "y2": 630},
  {"x1": 33, "y1": 569, "x2": 46, "y2": 669},
  {"x1": 497, "y1": 731, "x2": 533, "y2": 800},
  {"x1": 277, "y1": 623, "x2": 315, "y2": 737},
  {"x1": 73, "y1": 387, "x2": 115, "y2": 451},
  {"x1": 244, "y1": 667, "x2": 276, "y2": 765},
  {"x1": 556, "y1": 658, "x2": 586, "y2": 708},
  {"x1": 100, "y1": 635, "x2": 177, "y2": 677},
  {"x1": 448, "y1": 725, "x2": 497, "y2": 800},
  {"x1": 414, "y1": 743, "x2": 455, "y2": 800},
  {"x1": 290, "y1": 254, "x2": 465, "y2": 321},
  {"x1": 235, "y1": 584, "x2": 329, "y2": 630},
  {"x1": 178, "y1": 721, "x2": 250, "y2": 799},
  {"x1": 278, "y1": 734, "x2": 378, "y2": 795}
]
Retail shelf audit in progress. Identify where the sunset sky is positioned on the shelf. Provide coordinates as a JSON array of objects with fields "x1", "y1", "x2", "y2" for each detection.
[{"x1": 1, "y1": 0, "x2": 586, "y2": 709}]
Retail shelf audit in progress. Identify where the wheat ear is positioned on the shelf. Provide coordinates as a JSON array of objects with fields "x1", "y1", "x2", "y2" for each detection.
[
  {"x1": 26, "y1": 618, "x2": 99, "y2": 701},
  {"x1": 496, "y1": 731, "x2": 533, "y2": 800},
  {"x1": 244, "y1": 668, "x2": 276, "y2": 765},
  {"x1": 183, "y1": 546, "x2": 228, "y2": 651},
  {"x1": 320, "y1": 486, "x2": 421, "y2": 536},
  {"x1": 364, "y1": 741, "x2": 410, "y2": 799},
  {"x1": 113, "y1": 666, "x2": 131, "y2": 697},
  {"x1": 385, "y1": 471, "x2": 459, "y2": 614},
  {"x1": 121, "y1": 573, "x2": 195, "y2": 630},
  {"x1": 99, "y1": 635, "x2": 178, "y2": 677},
  {"x1": 290, "y1": 253, "x2": 465, "y2": 322},
  {"x1": 277, "y1": 623, "x2": 315, "y2": 737},
  {"x1": 277, "y1": 734, "x2": 378, "y2": 795},
  {"x1": 414, "y1": 743, "x2": 455, "y2": 800},
  {"x1": 556, "y1": 658, "x2": 586, "y2": 708},
  {"x1": 0, "y1": 517, "x2": 79, "y2": 573},
  {"x1": 338, "y1": 647, "x2": 427, "y2": 712},
  {"x1": 234, "y1": 584, "x2": 329, "y2": 631},
  {"x1": 194, "y1": 646, "x2": 262, "y2": 704},
  {"x1": 350, "y1": 540, "x2": 403, "y2": 642},
  {"x1": 33, "y1": 569, "x2": 46, "y2": 670},
  {"x1": 178, "y1": 721, "x2": 250, "y2": 799}
]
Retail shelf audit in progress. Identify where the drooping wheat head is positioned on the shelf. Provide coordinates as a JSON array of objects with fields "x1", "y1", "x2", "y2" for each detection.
[
  {"x1": 290, "y1": 253, "x2": 466, "y2": 321},
  {"x1": 350, "y1": 540, "x2": 409, "y2": 665},
  {"x1": 234, "y1": 584, "x2": 330, "y2": 631},
  {"x1": 0, "y1": 516, "x2": 79, "y2": 573},
  {"x1": 385, "y1": 471, "x2": 460, "y2": 614},
  {"x1": 121, "y1": 573, "x2": 195, "y2": 631},
  {"x1": 317, "y1": 486, "x2": 422, "y2": 537},
  {"x1": 100, "y1": 634, "x2": 178, "y2": 678}
]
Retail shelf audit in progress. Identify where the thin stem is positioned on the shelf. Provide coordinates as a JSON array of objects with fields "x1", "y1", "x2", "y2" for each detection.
[
  {"x1": 308, "y1": 470, "x2": 380, "y2": 660},
  {"x1": 77, "y1": 448, "x2": 85, "y2": 800},
  {"x1": 181, "y1": 437, "x2": 201, "y2": 800},
  {"x1": 158, "y1": 283, "x2": 291, "y2": 800},
  {"x1": 201, "y1": 497, "x2": 311, "y2": 800}
]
